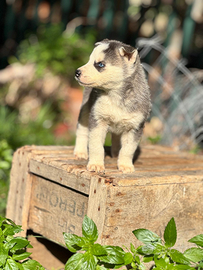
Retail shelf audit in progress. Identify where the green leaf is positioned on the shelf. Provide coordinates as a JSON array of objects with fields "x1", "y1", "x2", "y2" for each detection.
[
  {"x1": 143, "y1": 256, "x2": 153, "y2": 263},
  {"x1": 0, "y1": 216, "x2": 6, "y2": 227},
  {"x1": 134, "y1": 254, "x2": 141, "y2": 264},
  {"x1": 63, "y1": 233, "x2": 86, "y2": 253},
  {"x1": 154, "y1": 255, "x2": 171, "y2": 268},
  {"x1": 164, "y1": 218, "x2": 177, "y2": 248},
  {"x1": 21, "y1": 259, "x2": 45, "y2": 270},
  {"x1": 12, "y1": 251, "x2": 32, "y2": 261},
  {"x1": 124, "y1": 252, "x2": 133, "y2": 265},
  {"x1": 0, "y1": 161, "x2": 10, "y2": 170},
  {"x1": 9, "y1": 237, "x2": 30, "y2": 252},
  {"x1": 91, "y1": 243, "x2": 107, "y2": 256},
  {"x1": 188, "y1": 234, "x2": 203, "y2": 247},
  {"x1": 5, "y1": 258, "x2": 19, "y2": 270},
  {"x1": 5, "y1": 219, "x2": 18, "y2": 227},
  {"x1": 0, "y1": 243, "x2": 8, "y2": 266},
  {"x1": 6, "y1": 235, "x2": 14, "y2": 243},
  {"x1": 137, "y1": 243, "x2": 163, "y2": 256},
  {"x1": 184, "y1": 247, "x2": 203, "y2": 263},
  {"x1": 130, "y1": 243, "x2": 136, "y2": 253},
  {"x1": 65, "y1": 252, "x2": 97, "y2": 270},
  {"x1": 172, "y1": 265, "x2": 196, "y2": 270},
  {"x1": 137, "y1": 244, "x2": 156, "y2": 255},
  {"x1": 82, "y1": 216, "x2": 98, "y2": 242},
  {"x1": 3, "y1": 224, "x2": 22, "y2": 236},
  {"x1": 169, "y1": 249, "x2": 190, "y2": 265},
  {"x1": 15, "y1": 262, "x2": 24, "y2": 270},
  {"x1": 65, "y1": 253, "x2": 84, "y2": 270},
  {"x1": 96, "y1": 266, "x2": 108, "y2": 270},
  {"x1": 26, "y1": 243, "x2": 33, "y2": 248},
  {"x1": 4, "y1": 241, "x2": 15, "y2": 250},
  {"x1": 99, "y1": 246, "x2": 125, "y2": 265},
  {"x1": 132, "y1": 229, "x2": 160, "y2": 244},
  {"x1": 81, "y1": 252, "x2": 98, "y2": 270}
]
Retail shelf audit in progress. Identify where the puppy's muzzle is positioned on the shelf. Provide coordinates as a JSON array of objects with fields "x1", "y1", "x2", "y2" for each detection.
[{"x1": 75, "y1": 69, "x2": 81, "y2": 79}]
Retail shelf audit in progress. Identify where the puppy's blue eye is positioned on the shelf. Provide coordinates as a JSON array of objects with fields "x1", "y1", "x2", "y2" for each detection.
[
  {"x1": 98, "y1": 62, "x2": 105, "y2": 68},
  {"x1": 94, "y1": 61, "x2": 105, "y2": 71}
]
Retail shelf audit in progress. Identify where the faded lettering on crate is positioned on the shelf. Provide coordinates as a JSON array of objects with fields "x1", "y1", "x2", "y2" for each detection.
[{"x1": 29, "y1": 175, "x2": 88, "y2": 243}]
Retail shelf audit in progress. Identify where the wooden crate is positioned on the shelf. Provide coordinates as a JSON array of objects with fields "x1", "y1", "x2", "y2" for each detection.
[{"x1": 6, "y1": 145, "x2": 203, "y2": 266}]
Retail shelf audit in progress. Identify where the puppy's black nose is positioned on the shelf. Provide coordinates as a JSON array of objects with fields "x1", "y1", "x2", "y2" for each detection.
[{"x1": 75, "y1": 69, "x2": 81, "y2": 78}]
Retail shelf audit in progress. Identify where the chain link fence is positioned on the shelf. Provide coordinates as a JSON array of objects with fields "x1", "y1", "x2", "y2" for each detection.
[{"x1": 138, "y1": 35, "x2": 203, "y2": 150}]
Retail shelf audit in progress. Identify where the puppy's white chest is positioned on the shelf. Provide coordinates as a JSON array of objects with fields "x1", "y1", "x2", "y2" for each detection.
[{"x1": 94, "y1": 95, "x2": 143, "y2": 133}]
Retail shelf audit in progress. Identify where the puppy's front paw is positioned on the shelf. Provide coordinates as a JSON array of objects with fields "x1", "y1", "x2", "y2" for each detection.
[
  {"x1": 74, "y1": 149, "x2": 88, "y2": 160},
  {"x1": 87, "y1": 163, "x2": 105, "y2": 173},
  {"x1": 118, "y1": 164, "x2": 135, "y2": 173}
]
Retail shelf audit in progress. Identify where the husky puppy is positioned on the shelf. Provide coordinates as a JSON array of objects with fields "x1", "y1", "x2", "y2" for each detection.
[{"x1": 74, "y1": 39, "x2": 151, "y2": 173}]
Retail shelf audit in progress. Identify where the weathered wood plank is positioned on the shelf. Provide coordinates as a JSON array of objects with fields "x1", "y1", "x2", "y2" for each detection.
[
  {"x1": 29, "y1": 158, "x2": 90, "y2": 194},
  {"x1": 100, "y1": 179, "x2": 203, "y2": 252},
  {"x1": 28, "y1": 175, "x2": 88, "y2": 244},
  {"x1": 6, "y1": 146, "x2": 34, "y2": 236},
  {"x1": 87, "y1": 175, "x2": 108, "y2": 243}
]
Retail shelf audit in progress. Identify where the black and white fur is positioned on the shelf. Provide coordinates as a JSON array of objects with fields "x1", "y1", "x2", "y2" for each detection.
[{"x1": 74, "y1": 39, "x2": 151, "y2": 173}]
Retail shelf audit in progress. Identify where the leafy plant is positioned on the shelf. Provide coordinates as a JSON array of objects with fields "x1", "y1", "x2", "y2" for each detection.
[
  {"x1": 63, "y1": 216, "x2": 125, "y2": 270},
  {"x1": 10, "y1": 24, "x2": 95, "y2": 85},
  {"x1": 64, "y1": 216, "x2": 203, "y2": 270},
  {"x1": 0, "y1": 140, "x2": 13, "y2": 216},
  {"x1": 0, "y1": 104, "x2": 66, "y2": 215},
  {"x1": 0, "y1": 216, "x2": 45, "y2": 269},
  {"x1": 0, "y1": 140, "x2": 12, "y2": 181},
  {"x1": 0, "y1": 105, "x2": 63, "y2": 151}
]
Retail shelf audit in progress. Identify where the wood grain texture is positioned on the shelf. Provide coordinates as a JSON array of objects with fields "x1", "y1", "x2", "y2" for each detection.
[
  {"x1": 87, "y1": 175, "x2": 108, "y2": 243},
  {"x1": 29, "y1": 175, "x2": 88, "y2": 244},
  {"x1": 29, "y1": 157, "x2": 90, "y2": 195},
  {"x1": 6, "y1": 146, "x2": 34, "y2": 236},
  {"x1": 6, "y1": 144, "x2": 203, "y2": 253},
  {"x1": 101, "y1": 181, "x2": 203, "y2": 252}
]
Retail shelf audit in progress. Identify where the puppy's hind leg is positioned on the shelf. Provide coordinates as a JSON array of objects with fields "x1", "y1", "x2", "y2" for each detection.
[
  {"x1": 111, "y1": 133, "x2": 121, "y2": 157},
  {"x1": 118, "y1": 129, "x2": 142, "y2": 173}
]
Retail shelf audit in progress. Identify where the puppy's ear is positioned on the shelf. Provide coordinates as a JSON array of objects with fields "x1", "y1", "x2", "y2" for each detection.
[
  {"x1": 95, "y1": 41, "x2": 103, "y2": 47},
  {"x1": 95, "y1": 39, "x2": 109, "y2": 47},
  {"x1": 119, "y1": 47, "x2": 138, "y2": 63}
]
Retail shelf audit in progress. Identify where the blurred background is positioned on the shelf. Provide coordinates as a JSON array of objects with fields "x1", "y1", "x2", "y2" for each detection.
[{"x1": 0, "y1": 0, "x2": 203, "y2": 215}]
